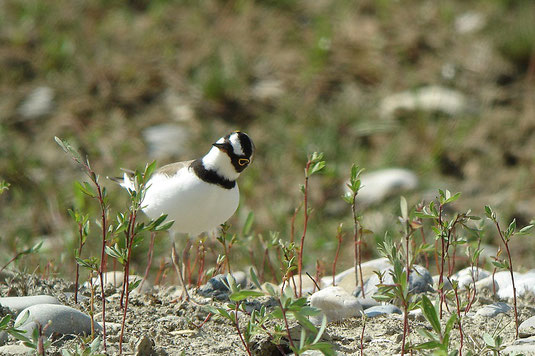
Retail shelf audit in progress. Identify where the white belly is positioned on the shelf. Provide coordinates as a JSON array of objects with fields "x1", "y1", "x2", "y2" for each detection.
[{"x1": 141, "y1": 169, "x2": 240, "y2": 235}]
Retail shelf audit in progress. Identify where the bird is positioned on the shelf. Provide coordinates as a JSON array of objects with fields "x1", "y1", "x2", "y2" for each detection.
[{"x1": 116, "y1": 131, "x2": 255, "y2": 298}]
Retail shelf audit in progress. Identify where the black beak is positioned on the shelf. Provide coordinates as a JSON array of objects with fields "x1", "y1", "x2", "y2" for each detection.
[{"x1": 213, "y1": 142, "x2": 227, "y2": 150}]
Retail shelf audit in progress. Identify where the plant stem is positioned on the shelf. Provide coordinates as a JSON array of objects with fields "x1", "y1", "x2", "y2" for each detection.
[
  {"x1": 140, "y1": 231, "x2": 155, "y2": 293},
  {"x1": 95, "y1": 183, "x2": 108, "y2": 351},
  {"x1": 450, "y1": 278, "x2": 464, "y2": 355},
  {"x1": 332, "y1": 227, "x2": 343, "y2": 286},
  {"x1": 119, "y1": 210, "x2": 137, "y2": 354},
  {"x1": 234, "y1": 303, "x2": 252, "y2": 356},
  {"x1": 351, "y1": 194, "x2": 365, "y2": 298},
  {"x1": 297, "y1": 161, "x2": 311, "y2": 298},
  {"x1": 74, "y1": 223, "x2": 84, "y2": 304},
  {"x1": 278, "y1": 299, "x2": 297, "y2": 351},
  {"x1": 494, "y1": 221, "x2": 519, "y2": 338},
  {"x1": 360, "y1": 315, "x2": 366, "y2": 356}
]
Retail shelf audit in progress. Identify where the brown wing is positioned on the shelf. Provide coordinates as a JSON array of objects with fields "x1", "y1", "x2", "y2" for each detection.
[{"x1": 156, "y1": 160, "x2": 194, "y2": 177}]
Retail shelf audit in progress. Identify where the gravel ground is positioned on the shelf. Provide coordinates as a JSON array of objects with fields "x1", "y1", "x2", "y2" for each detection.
[{"x1": 2, "y1": 271, "x2": 534, "y2": 355}]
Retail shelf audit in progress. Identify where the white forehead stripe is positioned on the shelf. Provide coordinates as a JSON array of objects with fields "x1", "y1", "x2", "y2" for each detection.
[{"x1": 229, "y1": 133, "x2": 244, "y2": 155}]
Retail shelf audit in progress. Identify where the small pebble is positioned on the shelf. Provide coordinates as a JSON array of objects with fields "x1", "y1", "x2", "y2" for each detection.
[
  {"x1": 475, "y1": 302, "x2": 511, "y2": 318},
  {"x1": 364, "y1": 304, "x2": 402, "y2": 318},
  {"x1": 15, "y1": 304, "x2": 101, "y2": 337},
  {"x1": 0, "y1": 344, "x2": 34, "y2": 355},
  {"x1": 349, "y1": 169, "x2": 418, "y2": 207},
  {"x1": 135, "y1": 335, "x2": 154, "y2": 356},
  {"x1": 198, "y1": 272, "x2": 248, "y2": 299},
  {"x1": 0, "y1": 295, "x2": 60, "y2": 315},
  {"x1": 17, "y1": 86, "x2": 55, "y2": 120},
  {"x1": 309, "y1": 286, "x2": 363, "y2": 323},
  {"x1": 356, "y1": 297, "x2": 380, "y2": 310},
  {"x1": 0, "y1": 331, "x2": 7, "y2": 346},
  {"x1": 502, "y1": 344, "x2": 535, "y2": 355},
  {"x1": 519, "y1": 316, "x2": 535, "y2": 338}
]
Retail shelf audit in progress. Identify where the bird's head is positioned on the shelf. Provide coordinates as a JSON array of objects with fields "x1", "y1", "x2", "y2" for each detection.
[{"x1": 203, "y1": 131, "x2": 255, "y2": 180}]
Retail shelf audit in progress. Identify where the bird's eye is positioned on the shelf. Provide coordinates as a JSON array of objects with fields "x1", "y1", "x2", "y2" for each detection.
[{"x1": 238, "y1": 158, "x2": 249, "y2": 166}]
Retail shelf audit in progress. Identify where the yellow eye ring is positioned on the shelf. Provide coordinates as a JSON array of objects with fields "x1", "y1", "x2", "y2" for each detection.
[{"x1": 238, "y1": 158, "x2": 249, "y2": 166}]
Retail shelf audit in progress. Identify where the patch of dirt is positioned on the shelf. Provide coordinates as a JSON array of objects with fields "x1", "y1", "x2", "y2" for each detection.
[{"x1": 2, "y1": 272, "x2": 533, "y2": 355}]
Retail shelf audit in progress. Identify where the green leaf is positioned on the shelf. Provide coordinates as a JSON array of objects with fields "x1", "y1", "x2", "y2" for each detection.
[
  {"x1": 444, "y1": 312, "x2": 458, "y2": 344},
  {"x1": 0, "y1": 315, "x2": 11, "y2": 329},
  {"x1": 482, "y1": 333, "x2": 496, "y2": 347},
  {"x1": 420, "y1": 295, "x2": 441, "y2": 334},
  {"x1": 313, "y1": 314, "x2": 328, "y2": 344},
  {"x1": 249, "y1": 267, "x2": 262, "y2": 290},
  {"x1": 155, "y1": 220, "x2": 174, "y2": 232},
  {"x1": 310, "y1": 161, "x2": 326, "y2": 175},
  {"x1": 14, "y1": 310, "x2": 29, "y2": 328},
  {"x1": 485, "y1": 205, "x2": 496, "y2": 220},
  {"x1": 129, "y1": 279, "x2": 142, "y2": 291},
  {"x1": 75, "y1": 181, "x2": 96, "y2": 198},
  {"x1": 293, "y1": 312, "x2": 317, "y2": 333},
  {"x1": 518, "y1": 224, "x2": 535, "y2": 235},
  {"x1": 229, "y1": 290, "x2": 265, "y2": 302},
  {"x1": 412, "y1": 341, "x2": 443, "y2": 350},
  {"x1": 242, "y1": 211, "x2": 254, "y2": 236},
  {"x1": 308, "y1": 342, "x2": 335, "y2": 356},
  {"x1": 444, "y1": 192, "x2": 461, "y2": 204},
  {"x1": 400, "y1": 196, "x2": 408, "y2": 221}
]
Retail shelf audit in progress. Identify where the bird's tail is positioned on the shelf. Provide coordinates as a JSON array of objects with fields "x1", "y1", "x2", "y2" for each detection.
[{"x1": 107, "y1": 170, "x2": 135, "y2": 191}]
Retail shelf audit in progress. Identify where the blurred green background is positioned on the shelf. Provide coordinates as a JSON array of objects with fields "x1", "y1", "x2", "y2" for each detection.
[{"x1": 1, "y1": 0, "x2": 534, "y2": 280}]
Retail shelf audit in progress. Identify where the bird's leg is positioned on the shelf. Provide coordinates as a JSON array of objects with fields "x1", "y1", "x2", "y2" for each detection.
[
  {"x1": 171, "y1": 241, "x2": 190, "y2": 301},
  {"x1": 182, "y1": 237, "x2": 193, "y2": 286}
]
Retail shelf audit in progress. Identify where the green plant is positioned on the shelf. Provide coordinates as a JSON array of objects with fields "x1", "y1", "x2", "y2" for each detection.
[
  {"x1": 297, "y1": 152, "x2": 325, "y2": 297},
  {"x1": 0, "y1": 311, "x2": 30, "y2": 343},
  {"x1": 104, "y1": 162, "x2": 173, "y2": 354},
  {"x1": 343, "y1": 164, "x2": 365, "y2": 297},
  {"x1": 0, "y1": 241, "x2": 43, "y2": 275},
  {"x1": 55, "y1": 136, "x2": 111, "y2": 351},
  {"x1": 415, "y1": 190, "x2": 476, "y2": 318},
  {"x1": 208, "y1": 267, "x2": 334, "y2": 356},
  {"x1": 485, "y1": 205, "x2": 534, "y2": 338},
  {"x1": 481, "y1": 318, "x2": 511, "y2": 356},
  {"x1": 21, "y1": 320, "x2": 52, "y2": 356},
  {"x1": 375, "y1": 232, "x2": 419, "y2": 356},
  {"x1": 69, "y1": 209, "x2": 90, "y2": 304},
  {"x1": 76, "y1": 258, "x2": 100, "y2": 340},
  {"x1": 216, "y1": 223, "x2": 236, "y2": 274},
  {"x1": 412, "y1": 294, "x2": 458, "y2": 356},
  {"x1": 331, "y1": 223, "x2": 343, "y2": 286},
  {"x1": 0, "y1": 180, "x2": 9, "y2": 194},
  {"x1": 61, "y1": 336, "x2": 105, "y2": 356}
]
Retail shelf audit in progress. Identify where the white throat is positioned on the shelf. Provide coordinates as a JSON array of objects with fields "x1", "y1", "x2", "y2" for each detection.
[{"x1": 202, "y1": 147, "x2": 240, "y2": 181}]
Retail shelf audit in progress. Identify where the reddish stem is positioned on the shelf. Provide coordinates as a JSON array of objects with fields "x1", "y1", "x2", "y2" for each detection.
[
  {"x1": 297, "y1": 162, "x2": 311, "y2": 298},
  {"x1": 332, "y1": 229, "x2": 343, "y2": 286}
]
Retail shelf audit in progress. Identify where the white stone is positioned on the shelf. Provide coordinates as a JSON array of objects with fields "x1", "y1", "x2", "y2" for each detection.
[
  {"x1": 0, "y1": 344, "x2": 34, "y2": 355},
  {"x1": 0, "y1": 295, "x2": 60, "y2": 315},
  {"x1": 251, "y1": 79, "x2": 284, "y2": 101},
  {"x1": 351, "y1": 168, "x2": 418, "y2": 206},
  {"x1": 17, "y1": 86, "x2": 55, "y2": 119},
  {"x1": 519, "y1": 315, "x2": 535, "y2": 338},
  {"x1": 15, "y1": 304, "x2": 101, "y2": 337},
  {"x1": 322, "y1": 258, "x2": 391, "y2": 287},
  {"x1": 475, "y1": 270, "x2": 535, "y2": 300},
  {"x1": 502, "y1": 344, "x2": 535, "y2": 355},
  {"x1": 435, "y1": 267, "x2": 491, "y2": 290},
  {"x1": 142, "y1": 124, "x2": 190, "y2": 159},
  {"x1": 86, "y1": 271, "x2": 151, "y2": 294},
  {"x1": 455, "y1": 12, "x2": 486, "y2": 34},
  {"x1": 309, "y1": 286, "x2": 363, "y2": 323},
  {"x1": 379, "y1": 86, "x2": 467, "y2": 119},
  {"x1": 475, "y1": 302, "x2": 511, "y2": 318}
]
